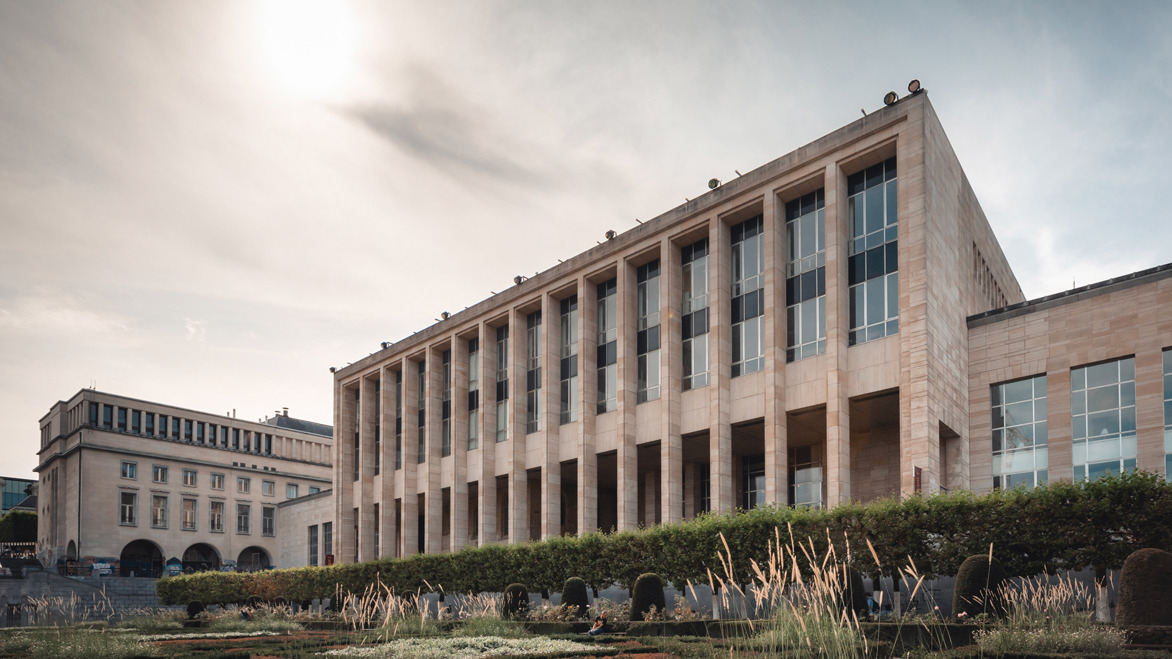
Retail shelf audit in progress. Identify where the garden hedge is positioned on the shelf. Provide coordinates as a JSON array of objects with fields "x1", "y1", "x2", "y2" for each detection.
[{"x1": 158, "y1": 471, "x2": 1172, "y2": 605}]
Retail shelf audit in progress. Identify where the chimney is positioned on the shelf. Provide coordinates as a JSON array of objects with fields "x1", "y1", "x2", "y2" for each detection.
[{"x1": 283, "y1": 407, "x2": 289, "y2": 417}]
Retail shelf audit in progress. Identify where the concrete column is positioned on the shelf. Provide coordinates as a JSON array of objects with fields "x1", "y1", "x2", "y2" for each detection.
[
  {"x1": 824, "y1": 163, "x2": 851, "y2": 504},
  {"x1": 400, "y1": 356, "x2": 419, "y2": 557},
  {"x1": 509, "y1": 310, "x2": 528, "y2": 544},
  {"x1": 333, "y1": 377, "x2": 355, "y2": 562},
  {"x1": 357, "y1": 376, "x2": 376, "y2": 563},
  {"x1": 478, "y1": 321, "x2": 498, "y2": 545},
  {"x1": 577, "y1": 277, "x2": 598, "y2": 534},
  {"x1": 426, "y1": 343, "x2": 446, "y2": 553},
  {"x1": 762, "y1": 192, "x2": 788, "y2": 506},
  {"x1": 616, "y1": 261, "x2": 639, "y2": 531},
  {"x1": 709, "y1": 217, "x2": 734, "y2": 513},
  {"x1": 661, "y1": 237, "x2": 683, "y2": 525},
  {"x1": 541, "y1": 293, "x2": 561, "y2": 539},
  {"x1": 452, "y1": 334, "x2": 470, "y2": 552},
  {"x1": 378, "y1": 366, "x2": 394, "y2": 557}
]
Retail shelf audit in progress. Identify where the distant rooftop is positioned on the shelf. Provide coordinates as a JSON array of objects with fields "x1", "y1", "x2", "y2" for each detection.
[{"x1": 263, "y1": 411, "x2": 332, "y2": 438}]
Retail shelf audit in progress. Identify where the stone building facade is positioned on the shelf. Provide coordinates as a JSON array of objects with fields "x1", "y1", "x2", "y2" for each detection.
[
  {"x1": 330, "y1": 90, "x2": 1051, "y2": 562},
  {"x1": 35, "y1": 390, "x2": 332, "y2": 574}
]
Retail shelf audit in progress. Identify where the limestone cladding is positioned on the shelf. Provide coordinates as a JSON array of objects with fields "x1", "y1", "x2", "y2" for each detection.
[
  {"x1": 967, "y1": 267, "x2": 1172, "y2": 493},
  {"x1": 277, "y1": 489, "x2": 335, "y2": 568},
  {"x1": 330, "y1": 91, "x2": 1024, "y2": 562},
  {"x1": 35, "y1": 389, "x2": 333, "y2": 571}
]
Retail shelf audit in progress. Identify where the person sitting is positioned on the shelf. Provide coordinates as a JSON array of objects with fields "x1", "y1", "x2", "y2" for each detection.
[{"x1": 587, "y1": 611, "x2": 608, "y2": 636}]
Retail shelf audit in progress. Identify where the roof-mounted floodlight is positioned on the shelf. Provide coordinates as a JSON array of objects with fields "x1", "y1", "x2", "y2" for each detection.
[
  {"x1": 381, "y1": 341, "x2": 391, "y2": 350},
  {"x1": 513, "y1": 275, "x2": 525, "y2": 285},
  {"x1": 329, "y1": 366, "x2": 336, "y2": 373},
  {"x1": 883, "y1": 91, "x2": 899, "y2": 106},
  {"x1": 908, "y1": 79, "x2": 921, "y2": 93},
  {"x1": 604, "y1": 230, "x2": 617, "y2": 240},
  {"x1": 708, "y1": 178, "x2": 721, "y2": 189},
  {"x1": 441, "y1": 311, "x2": 450, "y2": 320}
]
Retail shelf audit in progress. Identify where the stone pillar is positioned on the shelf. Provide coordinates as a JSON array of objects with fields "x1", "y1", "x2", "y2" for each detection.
[
  {"x1": 709, "y1": 217, "x2": 734, "y2": 513},
  {"x1": 762, "y1": 191, "x2": 788, "y2": 506},
  {"x1": 400, "y1": 356, "x2": 419, "y2": 557},
  {"x1": 508, "y1": 310, "x2": 528, "y2": 544},
  {"x1": 478, "y1": 321, "x2": 498, "y2": 545},
  {"x1": 661, "y1": 237, "x2": 683, "y2": 525},
  {"x1": 577, "y1": 277, "x2": 598, "y2": 534},
  {"x1": 452, "y1": 334, "x2": 470, "y2": 552},
  {"x1": 824, "y1": 162, "x2": 852, "y2": 505},
  {"x1": 541, "y1": 292, "x2": 561, "y2": 539},
  {"x1": 616, "y1": 261, "x2": 639, "y2": 531}
]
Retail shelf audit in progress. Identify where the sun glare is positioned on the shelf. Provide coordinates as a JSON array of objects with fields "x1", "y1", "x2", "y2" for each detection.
[{"x1": 257, "y1": 0, "x2": 358, "y2": 100}]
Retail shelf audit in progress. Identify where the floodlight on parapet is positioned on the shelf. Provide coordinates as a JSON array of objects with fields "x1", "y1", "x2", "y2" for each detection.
[
  {"x1": 329, "y1": 366, "x2": 336, "y2": 373},
  {"x1": 381, "y1": 341, "x2": 391, "y2": 350},
  {"x1": 514, "y1": 275, "x2": 527, "y2": 285},
  {"x1": 708, "y1": 178, "x2": 721, "y2": 190},
  {"x1": 441, "y1": 311, "x2": 450, "y2": 320},
  {"x1": 908, "y1": 79, "x2": 921, "y2": 93},
  {"x1": 883, "y1": 91, "x2": 899, "y2": 106},
  {"x1": 605, "y1": 230, "x2": 617, "y2": 240}
]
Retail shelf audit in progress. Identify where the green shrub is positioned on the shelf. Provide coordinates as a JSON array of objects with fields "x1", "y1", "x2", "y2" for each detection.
[
  {"x1": 953, "y1": 554, "x2": 1007, "y2": 619},
  {"x1": 502, "y1": 583, "x2": 529, "y2": 619},
  {"x1": 154, "y1": 472, "x2": 1172, "y2": 610},
  {"x1": 631, "y1": 572, "x2": 666, "y2": 621},
  {"x1": 561, "y1": 577, "x2": 589, "y2": 618},
  {"x1": 186, "y1": 600, "x2": 205, "y2": 619},
  {"x1": 1116, "y1": 547, "x2": 1172, "y2": 626}
]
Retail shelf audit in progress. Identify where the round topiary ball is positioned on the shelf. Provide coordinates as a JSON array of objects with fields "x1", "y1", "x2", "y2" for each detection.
[
  {"x1": 1117, "y1": 548, "x2": 1172, "y2": 627},
  {"x1": 186, "y1": 600, "x2": 205, "y2": 620},
  {"x1": 842, "y1": 567, "x2": 869, "y2": 616},
  {"x1": 952, "y1": 554, "x2": 1007, "y2": 619},
  {"x1": 562, "y1": 577, "x2": 589, "y2": 618},
  {"x1": 502, "y1": 583, "x2": 529, "y2": 619},
  {"x1": 631, "y1": 572, "x2": 666, "y2": 621}
]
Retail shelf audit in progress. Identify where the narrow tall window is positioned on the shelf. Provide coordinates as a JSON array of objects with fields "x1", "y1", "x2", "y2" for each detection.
[
  {"x1": 637, "y1": 261, "x2": 662, "y2": 402},
  {"x1": 560, "y1": 296, "x2": 579, "y2": 424},
  {"x1": 1164, "y1": 350, "x2": 1172, "y2": 481},
  {"x1": 374, "y1": 380, "x2": 381, "y2": 475},
  {"x1": 103, "y1": 405, "x2": 112, "y2": 429},
  {"x1": 131, "y1": 410, "x2": 141, "y2": 433},
  {"x1": 118, "y1": 407, "x2": 127, "y2": 431},
  {"x1": 196, "y1": 422, "x2": 205, "y2": 443},
  {"x1": 209, "y1": 501, "x2": 224, "y2": 532},
  {"x1": 682, "y1": 240, "x2": 710, "y2": 389},
  {"x1": 89, "y1": 401, "x2": 98, "y2": 427},
  {"x1": 468, "y1": 338, "x2": 480, "y2": 449},
  {"x1": 848, "y1": 157, "x2": 899, "y2": 345},
  {"x1": 526, "y1": 311, "x2": 542, "y2": 433},
  {"x1": 1072, "y1": 358, "x2": 1136, "y2": 480},
  {"x1": 442, "y1": 350, "x2": 452, "y2": 456},
  {"x1": 236, "y1": 504, "x2": 251, "y2": 534},
  {"x1": 596, "y1": 278, "x2": 617, "y2": 413},
  {"x1": 417, "y1": 360, "x2": 427, "y2": 463},
  {"x1": 184, "y1": 419, "x2": 193, "y2": 441},
  {"x1": 232, "y1": 428, "x2": 240, "y2": 450},
  {"x1": 786, "y1": 190, "x2": 826, "y2": 361},
  {"x1": 323, "y1": 521, "x2": 333, "y2": 560},
  {"x1": 741, "y1": 455, "x2": 765, "y2": 510},
  {"x1": 171, "y1": 417, "x2": 180, "y2": 440},
  {"x1": 731, "y1": 217, "x2": 764, "y2": 376},
  {"x1": 353, "y1": 388, "x2": 361, "y2": 481},
  {"x1": 496, "y1": 325, "x2": 509, "y2": 442},
  {"x1": 394, "y1": 370, "x2": 403, "y2": 470},
  {"x1": 992, "y1": 375, "x2": 1048, "y2": 489},
  {"x1": 308, "y1": 525, "x2": 319, "y2": 566},
  {"x1": 789, "y1": 445, "x2": 823, "y2": 509},
  {"x1": 372, "y1": 503, "x2": 380, "y2": 558},
  {"x1": 120, "y1": 492, "x2": 137, "y2": 526},
  {"x1": 145, "y1": 412, "x2": 154, "y2": 436},
  {"x1": 182, "y1": 498, "x2": 197, "y2": 531},
  {"x1": 262, "y1": 506, "x2": 275, "y2": 536},
  {"x1": 151, "y1": 495, "x2": 168, "y2": 528}
]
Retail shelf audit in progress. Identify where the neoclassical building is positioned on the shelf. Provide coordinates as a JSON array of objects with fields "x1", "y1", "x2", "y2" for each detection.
[
  {"x1": 35, "y1": 390, "x2": 333, "y2": 575},
  {"x1": 330, "y1": 89, "x2": 1088, "y2": 563}
]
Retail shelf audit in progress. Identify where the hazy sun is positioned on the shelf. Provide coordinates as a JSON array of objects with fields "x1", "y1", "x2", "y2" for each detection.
[{"x1": 257, "y1": 0, "x2": 357, "y2": 100}]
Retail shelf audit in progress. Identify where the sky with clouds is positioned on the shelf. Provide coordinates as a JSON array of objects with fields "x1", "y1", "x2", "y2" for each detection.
[{"x1": 2, "y1": 0, "x2": 1171, "y2": 480}]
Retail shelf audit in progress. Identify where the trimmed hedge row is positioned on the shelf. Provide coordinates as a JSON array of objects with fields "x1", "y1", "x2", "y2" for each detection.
[{"x1": 158, "y1": 472, "x2": 1172, "y2": 605}]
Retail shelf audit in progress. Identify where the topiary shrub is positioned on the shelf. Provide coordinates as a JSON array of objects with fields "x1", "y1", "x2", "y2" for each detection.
[
  {"x1": 1117, "y1": 548, "x2": 1172, "y2": 626},
  {"x1": 952, "y1": 554, "x2": 1007, "y2": 619},
  {"x1": 841, "y1": 567, "x2": 869, "y2": 616},
  {"x1": 186, "y1": 600, "x2": 205, "y2": 619},
  {"x1": 502, "y1": 583, "x2": 529, "y2": 619},
  {"x1": 631, "y1": 572, "x2": 666, "y2": 621},
  {"x1": 562, "y1": 577, "x2": 589, "y2": 618}
]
